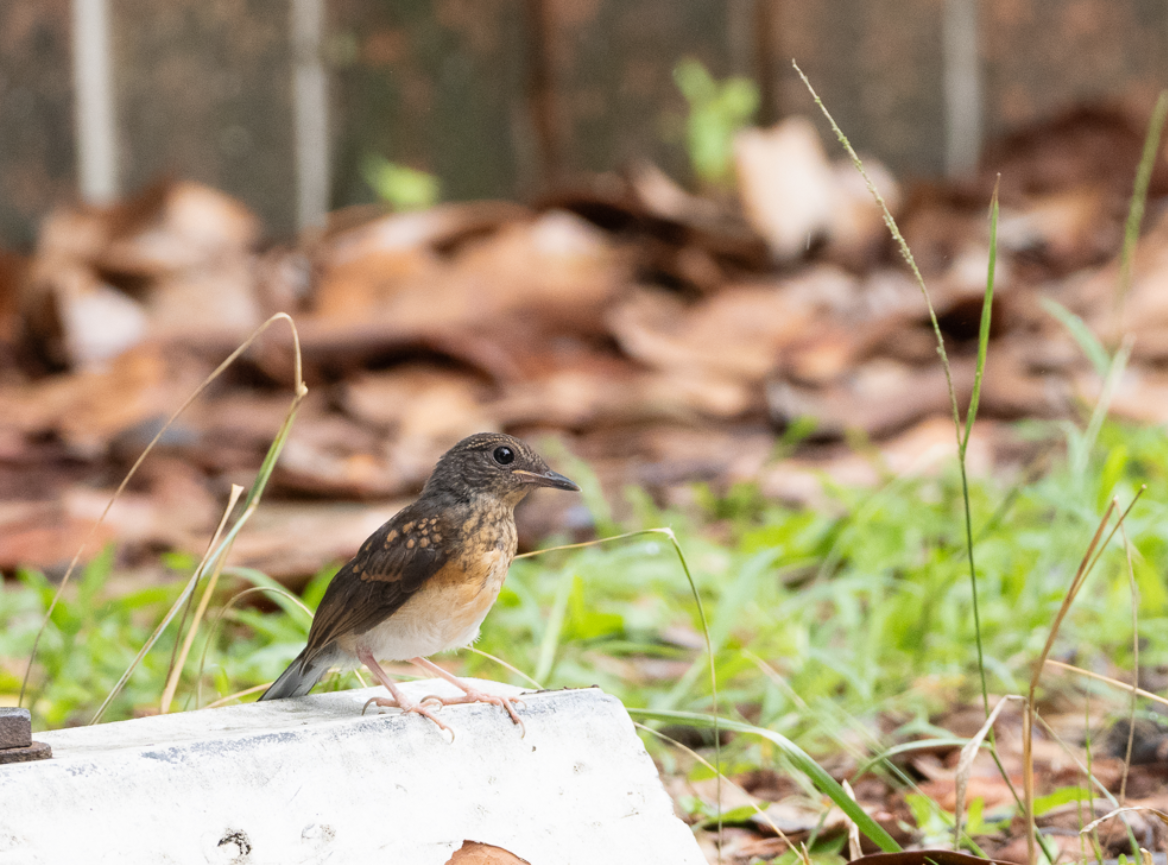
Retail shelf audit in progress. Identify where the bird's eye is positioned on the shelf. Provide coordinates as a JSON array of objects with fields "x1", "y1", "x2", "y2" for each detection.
[{"x1": 493, "y1": 446, "x2": 515, "y2": 465}]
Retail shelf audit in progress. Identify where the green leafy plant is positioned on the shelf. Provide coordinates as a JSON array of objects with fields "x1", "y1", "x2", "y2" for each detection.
[
  {"x1": 362, "y1": 155, "x2": 440, "y2": 211},
  {"x1": 3, "y1": 550, "x2": 183, "y2": 727},
  {"x1": 673, "y1": 58, "x2": 758, "y2": 187}
]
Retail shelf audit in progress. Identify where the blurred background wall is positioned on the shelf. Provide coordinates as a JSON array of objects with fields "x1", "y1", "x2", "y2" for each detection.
[{"x1": 2, "y1": 0, "x2": 1166, "y2": 247}]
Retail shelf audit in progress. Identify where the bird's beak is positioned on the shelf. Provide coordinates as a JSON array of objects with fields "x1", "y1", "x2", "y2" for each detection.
[{"x1": 513, "y1": 469, "x2": 581, "y2": 492}]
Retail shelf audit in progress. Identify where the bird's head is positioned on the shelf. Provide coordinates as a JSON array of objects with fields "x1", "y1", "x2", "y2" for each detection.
[{"x1": 422, "y1": 432, "x2": 580, "y2": 507}]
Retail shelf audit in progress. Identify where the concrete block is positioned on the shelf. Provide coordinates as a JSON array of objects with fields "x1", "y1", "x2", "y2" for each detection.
[
  {"x1": 0, "y1": 679, "x2": 703, "y2": 864},
  {"x1": 0, "y1": 709, "x2": 30, "y2": 750},
  {"x1": 0, "y1": 708, "x2": 49, "y2": 766}
]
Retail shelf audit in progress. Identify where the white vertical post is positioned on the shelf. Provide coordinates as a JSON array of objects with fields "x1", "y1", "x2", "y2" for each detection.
[
  {"x1": 291, "y1": 0, "x2": 330, "y2": 231},
  {"x1": 71, "y1": 0, "x2": 119, "y2": 204},
  {"x1": 943, "y1": 0, "x2": 983, "y2": 177}
]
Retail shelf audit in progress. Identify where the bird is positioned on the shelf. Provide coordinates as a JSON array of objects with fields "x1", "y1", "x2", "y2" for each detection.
[{"x1": 258, "y1": 432, "x2": 580, "y2": 733}]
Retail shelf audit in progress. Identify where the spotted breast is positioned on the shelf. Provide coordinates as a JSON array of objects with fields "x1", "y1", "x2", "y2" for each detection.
[{"x1": 340, "y1": 497, "x2": 518, "y2": 662}]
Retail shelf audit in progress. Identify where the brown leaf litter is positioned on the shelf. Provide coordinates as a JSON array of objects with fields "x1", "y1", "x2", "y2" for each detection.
[{"x1": 0, "y1": 104, "x2": 1162, "y2": 592}]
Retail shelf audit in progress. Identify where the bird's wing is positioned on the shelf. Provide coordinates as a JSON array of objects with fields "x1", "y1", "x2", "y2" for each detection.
[{"x1": 302, "y1": 504, "x2": 453, "y2": 665}]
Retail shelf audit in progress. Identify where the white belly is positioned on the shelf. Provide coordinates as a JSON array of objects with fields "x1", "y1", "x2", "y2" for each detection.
[{"x1": 353, "y1": 554, "x2": 509, "y2": 662}]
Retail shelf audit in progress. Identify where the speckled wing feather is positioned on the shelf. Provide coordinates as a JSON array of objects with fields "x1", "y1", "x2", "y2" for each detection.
[{"x1": 301, "y1": 503, "x2": 453, "y2": 666}]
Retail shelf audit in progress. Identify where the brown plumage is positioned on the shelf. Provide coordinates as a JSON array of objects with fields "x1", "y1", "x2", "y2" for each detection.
[{"x1": 259, "y1": 432, "x2": 579, "y2": 733}]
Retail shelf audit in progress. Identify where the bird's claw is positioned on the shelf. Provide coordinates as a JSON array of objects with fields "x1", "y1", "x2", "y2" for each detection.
[
  {"x1": 420, "y1": 693, "x2": 447, "y2": 710},
  {"x1": 362, "y1": 695, "x2": 395, "y2": 716},
  {"x1": 422, "y1": 690, "x2": 526, "y2": 735},
  {"x1": 362, "y1": 695, "x2": 455, "y2": 738}
]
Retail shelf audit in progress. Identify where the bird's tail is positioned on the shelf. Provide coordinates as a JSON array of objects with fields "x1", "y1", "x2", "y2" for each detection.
[{"x1": 258, "y1": 649, "x2": 331, "y2": 701}]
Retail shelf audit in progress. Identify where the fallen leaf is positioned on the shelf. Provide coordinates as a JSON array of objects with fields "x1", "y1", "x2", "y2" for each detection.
[
  {"x1": 0, "y1": 500, "x2": 118, "y2": 573},
  {"x1": 444, "y1": 840, "x2": 531, "y2": 865},
  {"x1": 341, "y1": 365, "x2": 497, "y2": 487},
  {"x1": 229, "y1": 500, "x2": 407, "y2": 584},
  {"x1": 0, "y1": 250, "x2": 28, "y2": 349},
  {"x1": 0, "y1": 343, "x2": 190, "y2": 457},
  {"x1": 98, "y1": 180, "x2": 259, "y2": 276},
  {"x1": 996, "y1": 186, "x2": 1117, "y2": 272},
  {"x1": 609, "y1": 279, "x2": 827, "y2": 383},
  {"x1": 735, "y1": 117, "x2": 837, "y2": 261},
  {"x1": 274, "y1": 410, "x2": 403, "y2": 499},
  {"x1": 22, "y1": 260, "x2": 148, "y2": 368},
  {"x1": 849, "y1": 850, "x2": 1014, "y2": 865}
]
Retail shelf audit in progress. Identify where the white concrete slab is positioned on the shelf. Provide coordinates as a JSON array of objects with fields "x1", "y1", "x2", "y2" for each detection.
[{"x1": 0, "y1": 679, "x2": 703, "y2": 865}]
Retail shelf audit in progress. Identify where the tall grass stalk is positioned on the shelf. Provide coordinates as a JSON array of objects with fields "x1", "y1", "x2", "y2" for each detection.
[
  {"x1": 1023, "y1": 491, "x2": 1142, "y2": 864},
  {"x1": 961, "y1": 184, "x2": 999, "y2": 719},
  {"x1": 793, "y1": 62, "x2": 1040, "y2": 853},
  {"x1": 20, "y1": 313, "x2": 305, "y2": 707},
  {"x1": 793, "y1": 58, "x2": 998, "y2": 723},
  {"x1": 1114, "y1": 91, "x2": 1168, "y2": 326},
  {"x1": 1044, "y1": 659, "x2": 1168, "y2": 709},
  {"x1": 1119, "y1": 523, "x2": 1140, "y2": 803},
  {"x1": 84, "y1": 315, "x2": 307, "y2": 724},
  {"x1": 159, "y1": 484, "x2": 245, "y2": 713}
]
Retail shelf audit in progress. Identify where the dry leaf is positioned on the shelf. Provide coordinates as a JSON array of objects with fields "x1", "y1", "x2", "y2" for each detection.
[
  {"x1": 98, "y1": 180, "x2": 259, "y2": 275},
  {"x1": 229, "y1": 500, "x2": 407, "y2": 584},
  {"x1": 0, "y1": 500, "x2": 118, "y2": 573},
  {"x1": 0, "y1": 343, "x2": 186, "y2": 456},
  {"x1": 610, "y1": 280, "x2": 826, "y2": 383},
  {"x1": 735, "y1": 117, "x2": 837, "y2": 261},
  {"x1": 443, "y1": 841, "x2": 531, "y2": 865}
]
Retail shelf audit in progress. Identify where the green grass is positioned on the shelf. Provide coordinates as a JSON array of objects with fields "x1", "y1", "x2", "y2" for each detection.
[
  {"x1": 5, "y1": 416, "x2": 1164, "y2": 744},
  {"x1": 486, "y1": 419, "x2": 1166, "y2": 740},
  {"x1": 3, "y1": 78, "x2": 1164, "y2": 861},
  {"x1": 2, "y1": 415, "x2": 1164, "y2": 860}
]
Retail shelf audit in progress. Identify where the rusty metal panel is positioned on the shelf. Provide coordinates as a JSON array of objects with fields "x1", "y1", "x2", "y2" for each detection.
[
  {"x1": 0, "y1": 2, "x2": 75, "y2": 248},
  {"x1": 544, "y1": 0, "x2": 733, "y2": 185},
  {"x1": 112, "y1": 0, "x2": 296, "y2": 238},
  {"x1": 982, "y1": 0, "x2": 1168, "y2": 139},
  {"x1": 329, "y1": 0, "x2": 534, "y2": 207},
  {"x1": 774, "y1": 0, "x2": 949, "y2": 180}
]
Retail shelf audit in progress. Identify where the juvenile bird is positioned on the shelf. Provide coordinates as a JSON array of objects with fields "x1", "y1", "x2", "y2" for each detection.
[{"x1": 259, "y1": 432, "x2": 580, "y2": 732}]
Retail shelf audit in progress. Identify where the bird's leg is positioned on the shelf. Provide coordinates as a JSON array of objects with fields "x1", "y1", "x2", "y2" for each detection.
[
  {"x1": 357, "y1": 648, "x2": 453, "y2": 735},
  {"x1": 410, "y1": 656, "x2": 525, "y2": 731}
]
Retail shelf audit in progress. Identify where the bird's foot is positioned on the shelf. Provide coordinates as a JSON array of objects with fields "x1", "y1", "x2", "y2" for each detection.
[
  {"x1": 423, "y1": 689, "x2": 525, "y2": 733},
  {"x1": 362, "y1": 695, "x2": 454, "y2": 737}
]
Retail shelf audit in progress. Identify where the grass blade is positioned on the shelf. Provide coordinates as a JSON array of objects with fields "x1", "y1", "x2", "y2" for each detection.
[
  {"x1": 1115, "y1": 90, "x2": 1168, "y2": 319},
  {"x1": 1112, "y1": 521, "x2": 1138, "y2": 804},
  {"x1": 953, "y1": 695, "x2": 1022, "y2": 847},
  {"x1": 854, "y1": 738, "x2": 977, "y2": 778},
  {"x1": 630, "y1": 708, "x2": 901, "y2": 853},
  {"x1": 195, "y1": 584, "x2": 315, "y2": 707},
  {"x1": 795, "y1": 61, "x2": 1047, "y2": 858},
  {"x1": 962, "y1": 180, "x2": 999, "y2": 451},
  {"x1": 86, "y1": 315, "x2": 307, "y2": 724},
  {"x1": 1044, "y1": 658, "x2": 1168, "y2": 708},
  {"x1": 1041, "y1": 298, "x2": 1111, "y2": 379},
  {"x1": 159, "y1": 484, "x2": 245, "y2": 713},
  {"x1": 533, "y1": 569, "x2": 574, "y2": 684},
  {"x1": 1023, "y1": 489, "x2": 1144, "y2": 863},
  {"x1": 635, "y1": 720, "x2": 793, "y2": 842},
  {"x1": 20, "y1": 312, "x2": 305, "y2": 708},
  {"x1": 518, "y1": 528, "x2": 722, "y2": 852}
]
